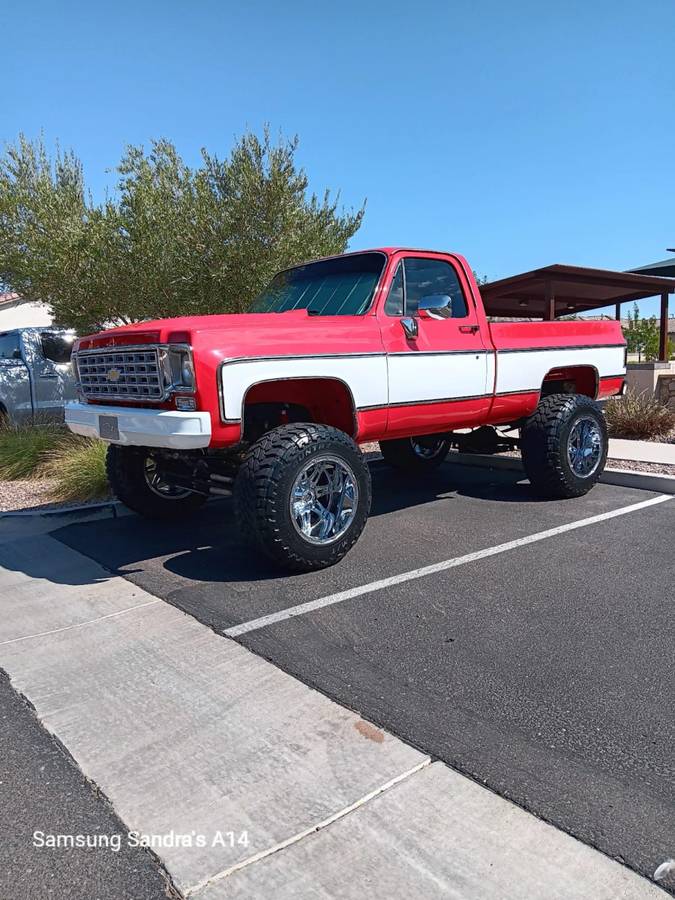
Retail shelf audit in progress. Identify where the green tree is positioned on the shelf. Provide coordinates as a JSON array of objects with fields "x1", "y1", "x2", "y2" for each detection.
[
  {"x1": 0, "y1": 131, "x2": 364, "y2": 332},
  {"x1": 641, "y1": 318, "x2": 660, "y2": 361},
  {"x1": 623, "y1": 302, "x2": 661, "y2": 361}
]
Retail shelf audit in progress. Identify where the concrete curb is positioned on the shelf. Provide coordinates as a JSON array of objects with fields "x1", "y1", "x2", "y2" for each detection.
[
  {"x1": 0, "y1": 498, "x2": 122, "y2": 519},
  {"x1": 0, "y1": 501, "x2": 132, "y2": 541},
  {"x1": 449, "y1": 452, "x2": 675, "y2": 495}
]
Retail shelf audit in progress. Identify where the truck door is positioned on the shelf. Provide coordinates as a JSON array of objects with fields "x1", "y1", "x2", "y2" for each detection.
[
  {"x1": 378, "y1": 255, "x2": 491, "y2": 436},
  {"x1": 0, "y1": 331, "x2": 32, "y2": 424},
  {"x1": 24, "y1": 330, "x2": 77, "y2": 422}
]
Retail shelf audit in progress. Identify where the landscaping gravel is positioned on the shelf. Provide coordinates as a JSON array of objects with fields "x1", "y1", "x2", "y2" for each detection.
[
  {"x1": 0, "y1": 478, "x2": 58, "y2": 512},
  {"x1": 606, "y1": 458, "x2": 675, "y2": 476},
  {"x1": 0, "y1": 479, "x2": 111, "y2": 513}
]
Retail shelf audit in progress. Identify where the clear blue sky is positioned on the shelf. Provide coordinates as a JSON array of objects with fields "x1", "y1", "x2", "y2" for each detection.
[{"x1": 3, "y1": 0, "x2": 674, "y2": 316}]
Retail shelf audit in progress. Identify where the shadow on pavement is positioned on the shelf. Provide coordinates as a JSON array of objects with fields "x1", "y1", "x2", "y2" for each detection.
[{"x1": 43, "y1": 464, "x2": 537, "y2": 583}]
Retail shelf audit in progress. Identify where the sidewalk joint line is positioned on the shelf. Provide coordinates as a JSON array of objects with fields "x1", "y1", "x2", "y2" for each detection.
[
  {"x1": 0, "y1": 598, "x2": 162, "y2": 646},
  {"x1": 223, "y1": 494, "x2": 672, "y2": 637},
  {"x1": 184, "y1": 757, "x2": 431, "y2": 896}
]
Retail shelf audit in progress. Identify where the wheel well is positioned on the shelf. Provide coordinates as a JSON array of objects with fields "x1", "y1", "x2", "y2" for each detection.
[
  {"x1": 242, "y1": 378, "x2": 357, "y2": 441},
  {"x1": 541, "y1": 365, "x2": 598, "y2": 400}
]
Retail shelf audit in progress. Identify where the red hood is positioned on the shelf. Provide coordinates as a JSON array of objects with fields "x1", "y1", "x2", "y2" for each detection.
[{"x1": 75, "y1": 309, "x2": 317, "y2": 350}]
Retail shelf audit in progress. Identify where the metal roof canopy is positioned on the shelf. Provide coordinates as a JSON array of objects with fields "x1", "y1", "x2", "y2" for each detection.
[
  {"x1": 629, "y1": 257, "x2": 675, "y2": 278},
  {"x1": 480, "y1": 263, "x2": 675, "y2": 361}
]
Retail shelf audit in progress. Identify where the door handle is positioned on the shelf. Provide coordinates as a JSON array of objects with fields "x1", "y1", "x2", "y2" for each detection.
[
  {"x1": 459, "y1": 325, "x2": 479, "y2": 334},
  {"x1": 39, "y1": 373, "x2": 58, "y2": 379}
]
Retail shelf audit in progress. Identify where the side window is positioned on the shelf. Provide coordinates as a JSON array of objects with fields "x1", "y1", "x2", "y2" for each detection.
[
  {"x1": 403, "y1": 258, "x2": 469, "y2": 318},
  {"x1": 41, "y1": 332, "x2": 76, "y2": 364},
  {"x1": 383, "y1": 263, "x2": 404, "y2": 316},
  {"x1": 0, "y1": 332, "x2": 21, "y2": 360}
]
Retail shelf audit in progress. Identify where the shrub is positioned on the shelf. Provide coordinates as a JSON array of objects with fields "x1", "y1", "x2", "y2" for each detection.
[
  {"x1": 0, "y1": 421, "x2": 64, "y2": 479},
  {"x1": 43, "y1": 437, "x2": 110, "y2": 502},
  {"x1": 604, "y1": 391, "x2": 675, "y2": 440}
]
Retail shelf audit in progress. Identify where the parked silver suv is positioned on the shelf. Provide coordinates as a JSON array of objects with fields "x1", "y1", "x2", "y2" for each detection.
[{"x1": 0, "y1": 327, "x2": 77, "y2": 424}]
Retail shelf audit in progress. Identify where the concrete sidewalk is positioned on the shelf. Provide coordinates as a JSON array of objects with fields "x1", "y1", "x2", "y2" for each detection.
[
  {"x1": 0, "y1": 671, "x2": 170, "y2": 900},
  {"x1": 0, "y1": 533, "x2": 669, "y2": 899},
  {"x1": 609, "y1": 438, "x2": 675, "y2": 465}
]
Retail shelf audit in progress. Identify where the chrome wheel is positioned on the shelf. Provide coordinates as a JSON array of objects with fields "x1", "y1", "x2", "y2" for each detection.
[
  {"x1": 410, "y1": 437, "x2": 446, "y2": 460},
  {"x1": 143, "y1": 457, "x2": 192, "y2": 499},
  {"x1": 567, "y1": 416, "x2": 602, "y2": 477},
  {"x1": 290, "y1": 455, "x2": 358, "y2": 545}
]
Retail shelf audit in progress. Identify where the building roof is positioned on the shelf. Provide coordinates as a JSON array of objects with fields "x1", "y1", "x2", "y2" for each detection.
[
  {"x1": 628, "y1": 257, "x2": 675, "y2": 278},
  {"x1": 480, "y1": 264, "x2": 675, "y2": 318}
]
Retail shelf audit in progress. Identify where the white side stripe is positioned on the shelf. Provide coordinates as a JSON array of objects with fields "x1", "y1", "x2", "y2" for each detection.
[
  {"x1": 224, "y1": 494, "x2": 671, "y2": 637},
  {"x1": 495, "y1": 345, "x2": 624, "y2": 395}
]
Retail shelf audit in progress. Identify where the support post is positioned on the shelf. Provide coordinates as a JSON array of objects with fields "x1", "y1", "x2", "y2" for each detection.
[
  {"x1": 659, "y1": 292, "x2": 669, "y2": 362},
  {"x1": 615, "y1": 302, "x2": 621, "y2": 321},
  {"x1": 544, "y1": 282, "x2": 555, "y2": 321}
]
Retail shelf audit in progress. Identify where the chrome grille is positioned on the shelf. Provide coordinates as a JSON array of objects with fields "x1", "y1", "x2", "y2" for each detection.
[{"x1": 75, "y1": 347, "x2": 164, "y2": 401}]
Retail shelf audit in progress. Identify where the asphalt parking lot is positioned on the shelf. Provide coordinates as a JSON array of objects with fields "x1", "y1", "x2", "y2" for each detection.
[{"x1": 55, "y1": 459, "x2": 675, "y2": 890}]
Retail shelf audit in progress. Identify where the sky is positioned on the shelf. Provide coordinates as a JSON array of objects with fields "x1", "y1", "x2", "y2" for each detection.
[{"x1": 2, "y1": 0, "x2": 674, "y2": 316}]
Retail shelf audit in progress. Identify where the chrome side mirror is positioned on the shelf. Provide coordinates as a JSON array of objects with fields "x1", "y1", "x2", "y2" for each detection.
[
  {"x1": 418, "y1": 294, "x2": 453, "y2": 319},
  {"x1": 400, "y1": 316, "x2": 418, "y2": 340}
]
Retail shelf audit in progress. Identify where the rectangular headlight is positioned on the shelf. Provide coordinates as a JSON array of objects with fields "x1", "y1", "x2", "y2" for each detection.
[{"x1": 159, "y1": 346, "x2": 195, "y2": 393}]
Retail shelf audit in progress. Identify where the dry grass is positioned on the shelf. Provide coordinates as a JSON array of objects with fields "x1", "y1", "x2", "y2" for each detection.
[
  {"x1": 604, "y1": 391, "x2": 675, "y2": 441},
  {"x1": 0, "y1": 421, "x2": 64, "y2": 480},
  {"x1": 41, "y1": 436, "x2": 110, "y2": 502}
]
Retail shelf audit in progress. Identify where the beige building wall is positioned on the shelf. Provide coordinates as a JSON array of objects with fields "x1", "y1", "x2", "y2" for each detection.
[
  {"x1": 0, "y1": 299, "x2": 54, "y2": 330},
  {"x1": 626, "y1": 362, "x2": 675, "y2": 397}
]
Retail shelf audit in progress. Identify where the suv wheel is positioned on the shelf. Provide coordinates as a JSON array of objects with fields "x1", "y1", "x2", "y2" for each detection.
[
  {"x1": 521, "y1": 393, "x2": 608, "y2": 499},
  {"x1": 234, "y1": 423, "x2": 371, "y2": 572}
]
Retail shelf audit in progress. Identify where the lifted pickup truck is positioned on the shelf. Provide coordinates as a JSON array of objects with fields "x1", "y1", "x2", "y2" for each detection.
[{"x1": 65, "y1": 248, "x2": 626, "y2": 571}]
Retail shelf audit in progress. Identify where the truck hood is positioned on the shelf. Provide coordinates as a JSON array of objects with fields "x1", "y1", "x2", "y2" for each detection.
[{"x1": 75, "y1": 309, "x2": 384, "y2": 359}]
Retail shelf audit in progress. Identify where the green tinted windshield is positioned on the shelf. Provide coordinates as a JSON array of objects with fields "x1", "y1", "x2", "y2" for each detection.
[{"x1": 249, "y1": 252, "x2": 385, "y2": 316}]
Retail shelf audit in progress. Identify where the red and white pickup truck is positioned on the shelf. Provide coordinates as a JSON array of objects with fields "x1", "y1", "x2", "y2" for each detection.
[{"x1": 66, "y1": 248, "x2": 626, "y2": 570}]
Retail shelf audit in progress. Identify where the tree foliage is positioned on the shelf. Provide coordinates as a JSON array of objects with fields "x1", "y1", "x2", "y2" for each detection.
[
  {"x1": 623, "y1": 302, "x2": 662, "y2": 361},
  {"x1": 0, "y1": 131, "x2": 364, "y2": 332}
]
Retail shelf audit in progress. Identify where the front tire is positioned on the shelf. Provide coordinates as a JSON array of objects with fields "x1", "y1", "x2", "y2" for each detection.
[
  {"x1": 234, "y1": 423, "x2": 371, "y2": 572},
  {"x1": 379, "y1": 435, "x2": 450, "y2": 472},
  {"x1": 521, "y1": 393, "x2": 608, "y2": 499},
  {"x1": 106, "y1": 445, "x2": 207, "y2": 519}
]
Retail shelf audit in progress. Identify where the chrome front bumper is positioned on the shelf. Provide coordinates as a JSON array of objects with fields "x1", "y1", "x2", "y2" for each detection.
[{"x1": 65, "y1": 402, "x2": 211, "y2": 449}]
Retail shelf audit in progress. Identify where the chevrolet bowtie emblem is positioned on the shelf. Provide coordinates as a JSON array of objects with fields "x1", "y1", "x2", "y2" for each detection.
[{"x1": 106, "y1": 368, "x2": 121, "y2": 383}]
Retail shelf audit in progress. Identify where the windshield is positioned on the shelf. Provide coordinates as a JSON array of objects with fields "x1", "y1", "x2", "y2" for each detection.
[{"x1": 249, "y1": 252, "x2": 386, "y2": 316}]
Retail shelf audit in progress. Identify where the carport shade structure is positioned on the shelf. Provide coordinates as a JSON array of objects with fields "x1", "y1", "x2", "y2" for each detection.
[{"x1": 480, "y1": 264, "x2": 675, "y2": 361}]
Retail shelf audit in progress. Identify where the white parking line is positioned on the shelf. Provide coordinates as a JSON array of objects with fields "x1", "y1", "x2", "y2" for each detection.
[{"x1": 224, "y1": 494, "x2": 672, "y2": 638}]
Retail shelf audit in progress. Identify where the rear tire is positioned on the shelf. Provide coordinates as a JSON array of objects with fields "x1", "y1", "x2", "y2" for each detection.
[
  {"x1": 234, "y1": 423, "x2": 371, "y2": 572},
  {"x1": 379, "y1": 435, "x2": 450, "y2": 472},
  {"x1": 521, "y1": 393, "x2": 607, "y2": 499},
  {"x1": 106, "y1": 445, "x2": 207, "y2": 519}
]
